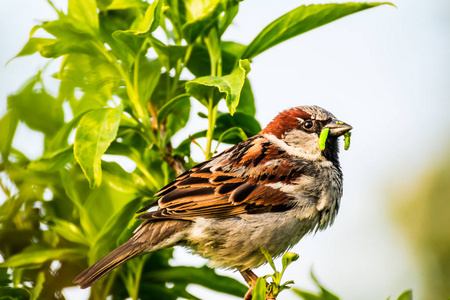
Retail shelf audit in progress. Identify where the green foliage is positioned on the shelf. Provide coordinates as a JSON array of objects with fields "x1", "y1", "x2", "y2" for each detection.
[
  {"x1": 292, "y1": 271, "x2": 339, "y2": 300},
  {"x1": 394, "y1": 290, "x2": 413, "y2": 300},
  {"x1": 392, "y1": 151, "x2": 450, "y2": 299},
  {"x1": 0, "y1": 0, "x2": 389, "y2": 299},
  {"x1": 293, "y1": 273, "x2": 412, "y2": 300},
  {"x1": 252, "y1": 249, "x2": 299, "y2": 299},
  {"x1": 74, "y1": 106, "x2": 123, "y2": 188},
  {"x1": 241, "y1": 2, "x2": 394, "y2": 60}
]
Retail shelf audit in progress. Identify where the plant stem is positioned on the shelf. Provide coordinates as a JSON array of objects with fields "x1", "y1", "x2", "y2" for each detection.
[
  {"x1": 0, "y1": 178, "x2": 10, "y2": 198},
  {"x1": 131, "y1": 257, "x2": 146, "y2": 300},
  {"x1": 205, "y1": 102, "x2": 218, "y2": 159},
  {"x1": 100, "y1": 271, "x2": 117, "y2": 300},
  {"x1": 202, "y1": 28, "x2": 222, "y2": 159},
  {"x1": 136, "y1": 161, "x2": 159, "y2": 189}
]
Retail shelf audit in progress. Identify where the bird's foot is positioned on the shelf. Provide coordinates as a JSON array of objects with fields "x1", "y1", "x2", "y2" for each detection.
[
  {"x1": 240, "y1": 269, "x2": 259, "y2": 300},
  {"x1": 244, "y1": 285, "x2": 254, "y2": 300}
]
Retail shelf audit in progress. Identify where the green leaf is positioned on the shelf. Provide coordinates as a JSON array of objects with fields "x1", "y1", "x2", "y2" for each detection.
[
  {"x1": 81, "y1": 162, "x2": 142, "y2": 238},
  {"x1": 198, "y1": 112, "x2": 208, "y2": 118},
  {"x1": 89, "y1": 197, "x2": 142, "y2": 262},
  {"x1": 0, "y1": 287, "x2": 30, "y2": 300},
  {"x1": 186, "y1": 42, "x2": 243, "y2": 77},
  {"x1": 112, "y1": 0, "x2": 163, "y2": 51},
  {"x1": 59, "y1": 167, "x2": 92, "y2": 238},
  {"x1": 242, "y1": 3, "x2": 392, "y2": 59},
  {"x1": 224, "y1": 58, "x2": 251, "y2": 111},
  {"x1": 40, "y1": 39, "x2": 100, "y2": 59},
  {"x1": 260, "y1": 247, "x2": 276, "y2": 272},
  {"x1": 102, "y1": 0, "x2": 148, "y2": 11},
  {"x1": 138, "y1": 57, "x2": 162, "y2": 108},
  {"x1": 29, "y1": 272, "x2": 45, "y2": 300},
  {"x1": 7, "y1": 76, "x2": 64, "y2": 136},
  {"x1": 139, "y1": 280, "x2": 201, "y2": 300},
  {"x1": 37, "y1": 18, "x2": 92, "y2": 40},
  {"x1": 186, "y1": 59, "x2": 250, "y2": 115},
  {"x1": 59, "y1": 167, "x2": 87, "y2": 210},
  {"x1": 68, "y1": 0, "x2": 99, "y2": 36},
  {"x1": 163, "y1": 97, "x2": 191, "y2": 141},
  {"x1": 12, "y1": 38, "x2": 56, "y2": 60},
  {"x1": 47, "y1": 111, "x2": 87, "y2": 152},
  {"x1": 182, "y1": 0, "x2": 227, "y2": 43},
  {"x1": 216, "y1": 127, "x2": 247, "y2": 149},
  {"x1": 252, "y1": 277, "x2": 267, "y2": 300},
  {"x1": 28, "y1": 146, "x2": 74, "y2": 173},
  {"x1": 48, "y1": 218, "x2": 89, "y2": 245},
  {"x1": 58, "y1": 54, "x2": 119, "y2": 108},
  {"x1": 149, "y1": 37, "x2": 187, "y2": 70},
  {"x1": 236, "y1": 78, "x2": 256, "y2": 116},
  {"x1": 204, "y1": 27, "x2": 221, "y2": 72},
  {"x1": 74, "y1": 105, "x2": 123, "y2": 189},
  {"x1": 31, "y1": 20, "x2": 100, "y2": 58},
  {"x1": 218, "y1": 3, "x2": 239, "y2": 37},
  {"x1": 105, "y1": 141, "x2": 140, "y2": 163},
  {"x1": 293, "y1": 271, "x2": 340, "y2": 300},
  {"x1": 222, "y1": 41, "x2": 246, "y2": 62},
  {"x1": 143, "y1": 266, "x2": 247, "y2": 297},
  {"x1": 397, "y1": 290, "x2": 413, "y2": 300},
  {"x1": 0, "y1": 111, "x2": 19, "y2": 162},
  {"x1": 185, "y1": 44, "x2": 211, "y2": 77},
  {"x1": 292, "y1": 289, "x2": 322, "y2": 300},
  {"x1": 163, "y1": 0, "x2": 187, "y2": 40},
  {"x1": 157, "y1": 94, "x2": 190, "y2": 125},
  {"x1": 0, "y1": 268, "x2": 11, "y2": 286},
  {"x1": 281, "y1": 252, "x2": 299, "y2": 274},
  {"x1": 215, "y1": 112, "x2": 261, "y2": 143},
  {"x1": 0, "y1": 247, "x2": 84, "y2": 268}
]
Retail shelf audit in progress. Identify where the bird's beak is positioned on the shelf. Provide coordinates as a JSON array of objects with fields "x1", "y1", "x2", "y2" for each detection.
[{"x1": 324, "y1": 120, "x2": 353, "y2": 137}]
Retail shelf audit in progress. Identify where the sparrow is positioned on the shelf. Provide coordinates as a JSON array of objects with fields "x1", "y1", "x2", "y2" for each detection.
[{"x1": 73, "y1": 105, "x2": 352, "y2": 299}]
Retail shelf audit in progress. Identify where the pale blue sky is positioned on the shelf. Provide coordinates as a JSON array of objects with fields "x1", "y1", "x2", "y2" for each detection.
[{"x1": 1, "y1": 1, "x2": 449, "y2": 299}]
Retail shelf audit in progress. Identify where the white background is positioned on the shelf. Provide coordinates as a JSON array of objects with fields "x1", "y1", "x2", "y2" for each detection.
[{"x1": 1, "y1": 0, "x2": 449, "y2": 299}]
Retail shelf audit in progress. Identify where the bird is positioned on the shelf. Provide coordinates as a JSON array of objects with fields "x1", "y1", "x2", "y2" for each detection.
[{"x1": 73, "y1": 105, "x2": 352, "y2": 299}]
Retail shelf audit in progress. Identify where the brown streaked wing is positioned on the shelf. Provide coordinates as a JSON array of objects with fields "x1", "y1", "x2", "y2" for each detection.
[{"x1": 137, "y1": 135, "x2": 304, "y2": 220}]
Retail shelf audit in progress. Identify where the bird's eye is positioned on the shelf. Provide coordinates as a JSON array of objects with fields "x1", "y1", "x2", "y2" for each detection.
[{"x1": 302, "y1": 120, "x2": 313, "y2": 129}]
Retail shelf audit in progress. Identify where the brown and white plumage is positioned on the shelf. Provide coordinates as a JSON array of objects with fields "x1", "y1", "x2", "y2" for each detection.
[{"x1": 73, "y1": 105, "x2": 352, "y2": 297}]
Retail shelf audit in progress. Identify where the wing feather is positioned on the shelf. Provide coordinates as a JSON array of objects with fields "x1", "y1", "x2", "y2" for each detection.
[{"x1": 138, "y1": 135, "x2": 306, "y2": 220}]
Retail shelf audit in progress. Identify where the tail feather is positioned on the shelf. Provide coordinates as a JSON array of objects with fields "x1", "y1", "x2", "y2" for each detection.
[
  {"x1": 73, "y1": 219, "x2": 191, "y2": 288},
  {"x1": 73, "y1": 240, "x2": 146, "y2": 288}
]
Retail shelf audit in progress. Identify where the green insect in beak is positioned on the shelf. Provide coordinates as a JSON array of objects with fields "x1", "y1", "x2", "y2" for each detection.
[
  {"x1": 319, "y1": 128, "x2": 351, "y2": 151},
  {"x1": 319, "y1": 128, "x2": 329, "y2": 151},
  {"x1": 344, "y1": 132, "x2": 351, "y2": 150}
]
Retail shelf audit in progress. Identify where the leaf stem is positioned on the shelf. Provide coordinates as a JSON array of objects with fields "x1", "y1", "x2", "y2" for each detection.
[
  {"x1": 205, "y1": 102, "x2": 218, "y2": 159},
  {"x1": 204, "y1": 28, "x2": 221, "y2": 160},
  {"x1": 131, "y1": 257, "x2": 146, "y2": 300},
  {"x1": 136, "y1": 161, "x2": 159, "y2": 189},
  {"x1": 100, "y1": 270, "x2": 117, "y2": 300},
  {"x1": 0, "y1": 178, "x2": 10, "y2": 198}
]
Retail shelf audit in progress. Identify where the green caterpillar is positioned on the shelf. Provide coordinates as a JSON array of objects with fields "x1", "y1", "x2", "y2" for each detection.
[
  {"x1": 344, "y1": 132, "x2": 351, "y2": 150},
  {"x1": 319, "y1": 128, "x2": 329, "y2": 151},
  {"x1": 319, "y1": 128, "x2": 351, "y2": 151}
]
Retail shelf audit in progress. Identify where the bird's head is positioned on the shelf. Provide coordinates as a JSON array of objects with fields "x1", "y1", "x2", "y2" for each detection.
[{"x1": 261, "y1": 106, "x2": 352, "y2": 162}]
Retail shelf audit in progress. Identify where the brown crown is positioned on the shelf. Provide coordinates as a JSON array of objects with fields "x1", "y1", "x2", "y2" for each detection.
[{"x1": 261, "y1": 108, "x2": 311, "y2": 138}]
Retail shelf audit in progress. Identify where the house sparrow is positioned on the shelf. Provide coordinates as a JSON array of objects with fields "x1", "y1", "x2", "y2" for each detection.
[{"x1": 74, "y1": 105, "x2": 352, "y2": 299}]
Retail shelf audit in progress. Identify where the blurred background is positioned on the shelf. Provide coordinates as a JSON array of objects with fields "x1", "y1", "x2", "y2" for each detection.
[{"x1": 1, "y1": 0, "x2": 449, "y2": 299}]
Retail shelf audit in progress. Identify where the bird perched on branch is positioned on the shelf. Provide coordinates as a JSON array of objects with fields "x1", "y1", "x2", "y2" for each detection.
[{"x1": 74, "y1": 105, "x2": 352, "y2": 299}]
